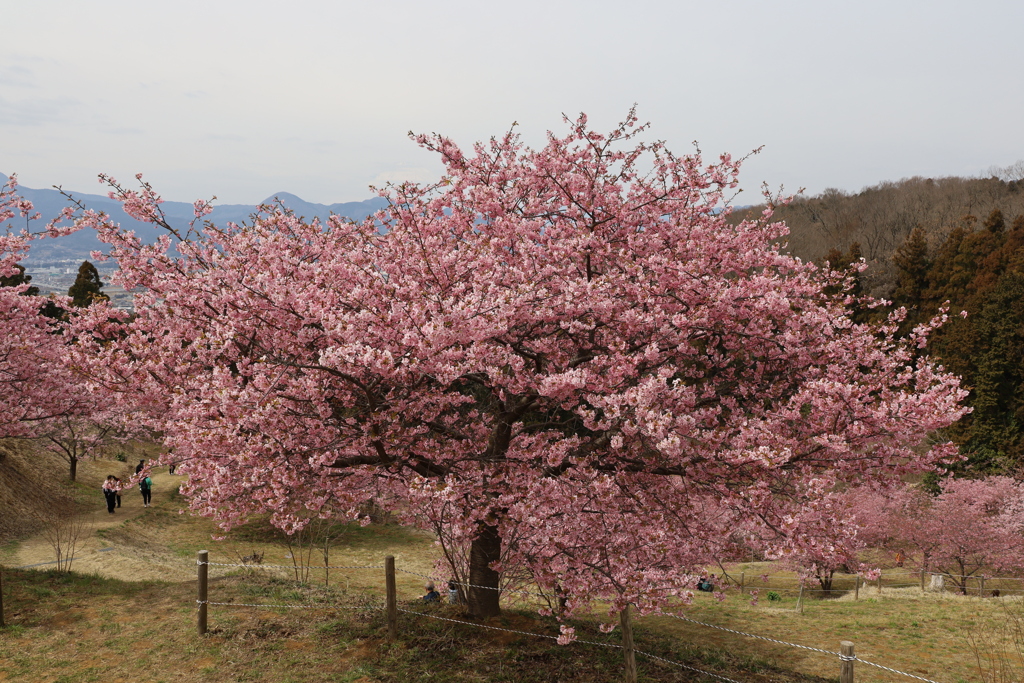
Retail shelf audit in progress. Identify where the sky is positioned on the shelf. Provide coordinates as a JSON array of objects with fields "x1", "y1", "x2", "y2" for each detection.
[{"x1": 3, "y1": 0, "x2": 1023, "y2": 206}]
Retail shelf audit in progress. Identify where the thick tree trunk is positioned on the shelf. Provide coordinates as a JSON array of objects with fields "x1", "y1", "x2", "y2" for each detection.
[
  {"x1": 467, "y1": 523, "x2": 502, "y2": 618},
  {"x1": 69, "y1": 457, "x2": 77, "y2": 482}
]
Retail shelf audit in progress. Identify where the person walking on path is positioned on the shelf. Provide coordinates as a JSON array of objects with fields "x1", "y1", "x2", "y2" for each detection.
[
  {"x1": 112, "y1": 476, "x2": 123, "y2": 508},
  {"x1": 139, "y1": 474, "x2": 153, "y2": 507},
  {"x1": 102, "y1": 476, "x2": 118, "y2": 514},
  {"x1": 135, "y1": 459, "x2": 145, "y2": 475}
]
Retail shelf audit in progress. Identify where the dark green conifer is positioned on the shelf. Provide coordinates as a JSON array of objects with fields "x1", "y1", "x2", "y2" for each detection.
[
  {"x1": 923, "y1": 225, "x2": 967, "y2": 310},
  {"x1": 67, "y1": 261, "x2": 110, "y2": 308},
  {"x1": 892, "y1": 227, "x2": 929, "y2": 306},
  {"x1": 0, "y1": 263, "x2": 40, "y2": 295},
  {"x1": 821, "y1": 243, "x2": 870, "y2": 322},
  {"x1": 961, "y1": 271, "x2": 1024, "y2": 471}
]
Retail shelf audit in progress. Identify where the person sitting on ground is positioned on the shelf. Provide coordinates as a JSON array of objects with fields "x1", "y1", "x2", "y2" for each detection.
[
  {"x1": 447, "y1": 579, "x2": 460, "y2": 605},
  {"x1": 423, "y1": 582, "x2": 440, "y2": 603}
]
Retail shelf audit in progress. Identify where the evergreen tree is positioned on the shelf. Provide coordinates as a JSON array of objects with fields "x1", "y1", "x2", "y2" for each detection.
[
  {"x1": 923, "y1": 224, "x2": 968, "y2": 311},
  {"x1": 820, "y1": 242, "x2": 871, "y2": 322},
  {"x1": 934, "y1": 216, "x2": 1003, "y2": 306},
  {"x1": 962, "y1": 271, "x2": 1024, "y2": 471},
  {"x1": 1, "y1": 263, "x2": 64, "y2": 318},
  {"x1": 984, "y1": 208, "x2": 1006, "y2": 234},
  {"x1": 892, "y1": 227, "x2": 929, "y2": 303},
  {"x1": 920, "y1": 212, "x2": 1024, "y2": 473},
  {"x1": 0, "y1": 263, "x2": 39, "y2": 295},
  {"x1": 891, "y1": 227, "x2": 930, "y2": 335},
  {"x1": 67, "y1": 261, "x2": 109, "y2": 308}
]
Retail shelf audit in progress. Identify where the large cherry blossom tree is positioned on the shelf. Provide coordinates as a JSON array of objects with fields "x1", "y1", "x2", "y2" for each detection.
[{"x1": 67, "y1": 112, "x2": 966, "y2": 619}]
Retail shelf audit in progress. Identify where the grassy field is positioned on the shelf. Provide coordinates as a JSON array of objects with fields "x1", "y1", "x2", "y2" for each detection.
[{"x1": 0, "y1": 458, "x2": 1020, "y2": 682}]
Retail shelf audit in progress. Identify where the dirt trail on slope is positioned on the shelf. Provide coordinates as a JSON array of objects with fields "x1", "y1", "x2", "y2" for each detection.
[{"x1": 8, "y1": 467, "x2": 197, "y2": 582}]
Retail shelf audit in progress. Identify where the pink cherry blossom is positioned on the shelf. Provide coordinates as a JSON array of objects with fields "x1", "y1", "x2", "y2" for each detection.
[
  {"x1": 1, "y1": 177, "x2": 88, "y2": 438},
  {"x1": 56, "y1": 110, "x2": 967, "y2": 619}
]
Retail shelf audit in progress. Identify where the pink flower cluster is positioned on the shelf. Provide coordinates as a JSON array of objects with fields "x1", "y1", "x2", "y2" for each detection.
[{"x1": 18, "y1": 110, "x2": 967, "y2": 618}]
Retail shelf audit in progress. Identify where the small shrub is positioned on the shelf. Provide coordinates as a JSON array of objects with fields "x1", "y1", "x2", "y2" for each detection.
[{"x1": 767, "y1": 591, "x2": 781, "y2": 602}]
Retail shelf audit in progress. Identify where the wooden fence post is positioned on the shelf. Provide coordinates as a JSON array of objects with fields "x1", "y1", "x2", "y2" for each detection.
[
  {"x1": 854, "y1": 575, "x2": 860, "y2": 601},
  {"x1": 385, "y1": 555, "x2": 397, "y2": 641},
  {"x1": 620, "y1": 603, "x2": 637, "y2": 683},
  {"x1": 797, "y1": 583, "x2": 804, "y2": 614},
  {"x1": 920, "y1": 569, "x2": 925, "y2": 592},
  {"x1": 840, "y1": 641, "x2": 855, "y2": 683},
  {"x1": 197, "y1": 550, "x2": 208, "y2": 636},
  {"x1": 980, "y1": 576, "x2": 986, "y2": 596},
  {"x1": 0, "y1": 564, "x2": 5, "y2": 628},
  {"x1": 877, "y1": 570, "x2": 883, "y2": 595},
  {"x1": 739, "y1": 571, "x2": 745, "y2": 594}
]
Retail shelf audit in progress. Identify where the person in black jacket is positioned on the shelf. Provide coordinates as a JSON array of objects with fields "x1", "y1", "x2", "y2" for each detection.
[
  {"x1": 102, "y1": 476, "x2": 118, "y2": 514},
  {"x1": 139, "y1": 474, "x2": 153, "y2": 507}
]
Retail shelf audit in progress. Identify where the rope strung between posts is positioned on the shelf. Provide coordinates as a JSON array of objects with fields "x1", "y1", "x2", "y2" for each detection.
[
  {"x1": 197, "y1": 599, "x2": 380, "y2": 610},
  {"x1": 666, "y1": 613, "x2": 840, "y2": 656},
  {"x1": 394, "y1": 607, "x2": 746, "y2": 683},
  {"x1": 394, "y1": 567, "x2": 548, "y2": 598},
  {"x1": 190, "y1": 557, "x2": 943, "y2": 683},
  {"x1": 632, "y1": 648, "x2": 744, "y2": 683},
  {"x1": 666, "y1": 613, "x2": 943, "y2": 683},
  {"x1": 195, "y1": 560, "x2": 384, "y2": 570},
  {"x1": 395, "y1": 607, "x2": 567, "y2": 643},
  {"x1": 853, "y1": 658, "x2": 943, "y2": 683}
]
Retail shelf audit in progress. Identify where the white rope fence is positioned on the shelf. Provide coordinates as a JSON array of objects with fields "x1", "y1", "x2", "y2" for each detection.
[
  {"x1": 197, "y1": 599, "x2": 379, "y2": 610},
  {"x1": 193, "y1": 552, "x2": 949, "y2": 683},
  {"x1": 727, "y1": 568, "x2": 1024, "y2": 597},
  {"x1": 394, "y1": 606, "x2": 745, "y2": 683},
  {"x1": 633, "y1": 648, "x2": 744, "y2": 683},
  {"x1": 394, "y1": 566, "x2": 549, "y2": 599},
  {"x1": 665, "y1": 612, "x2": 944, "y2": 683},
  {"x1": 668, "y1": 612, "x2": 842, "y2": 657},
  {"x1": 854, "y1": 658, "x2": 945, "y2": 683},
  {"x1": 198, "y1": 561, "x2": 385, "y2": 570}
]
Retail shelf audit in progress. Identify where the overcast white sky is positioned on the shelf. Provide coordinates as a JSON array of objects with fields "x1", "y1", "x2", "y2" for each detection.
[{"x1": 3, "y1": 0, "x2": 1023, "y2": 205}]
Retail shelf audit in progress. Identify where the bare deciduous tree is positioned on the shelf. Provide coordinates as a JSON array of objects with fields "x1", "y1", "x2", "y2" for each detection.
[{"x1": 31, "y1": 488, "x2": 85, "y2": 572}]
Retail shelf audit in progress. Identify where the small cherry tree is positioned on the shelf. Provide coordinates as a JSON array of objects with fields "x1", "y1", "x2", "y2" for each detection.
[
  {"x1": 33, "y1": 408, "x2": 142, "y2": 481},
  {"x1": 66, "y1": 112, "x2": 966, "y2": 620},
  {"x1": 774, "y1": 490, "x2": 864, "y2": 592},
  {"x1": 880, "y1": 477, "x2": 1024, "y2": 594}
]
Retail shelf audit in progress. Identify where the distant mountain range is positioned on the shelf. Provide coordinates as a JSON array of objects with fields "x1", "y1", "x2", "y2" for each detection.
[{"x1": 1, "y1": 173, "x2": 389, "y2": 264}]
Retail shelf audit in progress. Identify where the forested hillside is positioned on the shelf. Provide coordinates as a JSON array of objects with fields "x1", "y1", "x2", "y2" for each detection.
[{"x1": 737, "y1": 169, "x2": 1024, "y2": 473}]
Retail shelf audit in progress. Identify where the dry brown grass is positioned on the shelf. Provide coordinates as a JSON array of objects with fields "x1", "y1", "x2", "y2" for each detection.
[
  {"x1": 0, "y1": 445, "x2": 1018, "y2": 682},
  {"x1": 0, "y1": 439, "x2": 69, "y2": 541}
]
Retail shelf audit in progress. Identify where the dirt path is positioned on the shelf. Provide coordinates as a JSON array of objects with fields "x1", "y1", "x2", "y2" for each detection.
[{"x1": 9, "y1": 468, "x2": 196, "y2": 582}]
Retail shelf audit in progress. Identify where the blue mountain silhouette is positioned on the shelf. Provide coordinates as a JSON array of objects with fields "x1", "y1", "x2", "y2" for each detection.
[{"x1": 1, "y1": 174, "x2": 389, "y2": 263}]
